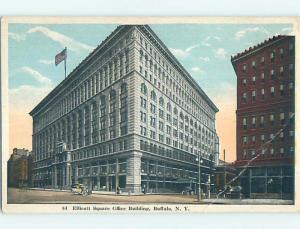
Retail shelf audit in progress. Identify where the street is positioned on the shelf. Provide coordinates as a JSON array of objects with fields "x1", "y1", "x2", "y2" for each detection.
[
  {"x1": 7, "y1": 188, "x2": 199, "y2": 204},
  {"x1": 7, "y1": 188, "x2": 293, "y2": 205}
]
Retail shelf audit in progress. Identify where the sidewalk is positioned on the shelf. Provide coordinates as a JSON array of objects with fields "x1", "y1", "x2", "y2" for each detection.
[
  {"x1": 202, "y1": 198, "x2": 293, "y2": 205},
  {"x1": 27, "y1": 188, "x2": 177, "y2": 196}
]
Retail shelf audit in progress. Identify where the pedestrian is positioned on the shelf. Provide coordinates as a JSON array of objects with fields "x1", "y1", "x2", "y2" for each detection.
[{"x1": 116, "y1": 186, "x2": 120, "y2": 195}]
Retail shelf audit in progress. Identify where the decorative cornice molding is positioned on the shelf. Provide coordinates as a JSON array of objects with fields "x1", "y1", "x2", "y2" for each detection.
[{"x1": 231, "y1": 35, "x2": 294, "y2": 63}]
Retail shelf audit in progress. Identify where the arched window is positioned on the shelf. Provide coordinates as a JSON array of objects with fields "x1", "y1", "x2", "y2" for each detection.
[
  {"x1": 180, "y1": 112, "x2": 184, "y2": 120},
  {"x1": 151, "y1": 90, "x2": 157, "y2": 101},
  {"x1": 141, "y1": 83, "x2": 147, "y2": 95},
  {"x1": 185, "y1": 115, "x2": 189, "y2": 122},
  {"x1": 110, "y1": 89, "x2": 116, "y2": 100},
  {"x1": 167, "y1": 102, "x2": 171, "y2": 111},
  {"x1": 121, "y1": 83, "x2": 128, "y2": 94},
  {"x1": 173, "y1": 107, "x2": 178, "y2": 115},
  {"x1": 100, "y1": 95, "x2": 106, "y2": 106},
  {"x1": 159, "y1": 97, "x2": 164, "y2": 107},
  {"x1": 139, "y1": 50, "x2": 143, "y2": 61}
]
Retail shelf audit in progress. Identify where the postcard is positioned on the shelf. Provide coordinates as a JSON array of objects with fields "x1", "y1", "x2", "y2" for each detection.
[{"x1": 1, "y1": 16, "x2": 299, "y2": 213}]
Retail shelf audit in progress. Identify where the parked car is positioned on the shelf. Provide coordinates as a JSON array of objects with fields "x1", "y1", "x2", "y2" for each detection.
[
  {"x1": 71, "y1": 184, "x2": 91, "y2": 196},
  {"x1": 182, "y1": 186, "x2": 194, "y2": 195},
  {"x1": 225, "y1": 186, "x2": 242, "y2": 199}
]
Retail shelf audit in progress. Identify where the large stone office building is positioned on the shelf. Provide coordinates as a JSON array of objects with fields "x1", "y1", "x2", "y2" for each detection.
[
  {"x1": 30, "y1": 25, "x2": 219, "y2": 193},
  {"x1": 231, "y1": 36, "x2": 295, "y2": 199}
]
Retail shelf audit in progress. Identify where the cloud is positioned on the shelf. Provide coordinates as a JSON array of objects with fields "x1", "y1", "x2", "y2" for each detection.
[
  {"x1": 39, "y1": 59, "x2": 54, "y2": 65},
  {"x1": 205, "y1": 36, "x2": 221, "y2": 41},
  {"x1": 191, "y1": 66, "x2": 205, "y2": 74},
  {"x1": 235, "y1": 27, "x2": 269, "y2": 40},
  {"x1": 27, "y1": 26, "x2": 93, "y2": 53},
  {"x1": 9, "y1": 85, "x2": 54, "y2": 113},
  {"x1": 281, "y1": 27, "x2": 293, "y2": 35},
  {"x1": 199, "y1": 56, "x2": 210, "y2": 62},
  {"x1": 201, "y1": 42, "x2": 211, "y2": 47},
  {"x1": 8, "y1": 32, "x2": 26, "y2": 42},
  {"x1": 19, "y1": 66, "x2": 52, "y2": 87},
  {"x1": 214, "y1": 48, "x2": 227, "y2": 59},
  {"x1": 170, "y1": 44, "x2": 199, "y2": 58}
]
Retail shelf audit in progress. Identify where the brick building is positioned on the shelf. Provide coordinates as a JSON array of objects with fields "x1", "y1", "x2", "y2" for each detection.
[
  {"x1": 29, "y1": 25, "x2": 219, "y2": 194},
  {"x1": 231, "y1": 36, "x2": 295, "y2": 199},
  {"x1": 7, "y1": 148, "x2": 33, "y2": 187}
]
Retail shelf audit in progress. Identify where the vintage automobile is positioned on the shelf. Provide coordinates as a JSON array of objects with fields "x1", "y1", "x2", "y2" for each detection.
[
  {"x1": 71, "y1": 183, "x2": 91, "y2": 196},
  {"x1": 181, "y1": 186, "x2": 194, "y2": 195},
  {"x1": 225, "y1": 186, "x2": 243, "y2": 199}
]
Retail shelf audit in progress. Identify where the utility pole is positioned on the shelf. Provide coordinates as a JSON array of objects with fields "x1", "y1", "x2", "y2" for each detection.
[{"x1": 197, "y1": 153, "x2": 202, "y2": 202}]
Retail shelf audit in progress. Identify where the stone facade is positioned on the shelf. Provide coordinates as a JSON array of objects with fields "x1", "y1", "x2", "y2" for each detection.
[{"x1": 30, "y1": 25, "x2": 219, "y2": 193}]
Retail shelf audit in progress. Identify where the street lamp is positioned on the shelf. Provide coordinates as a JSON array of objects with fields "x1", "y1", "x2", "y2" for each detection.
[{"x1": 196, "y1": 153, "x2": 203, "y2": 202}]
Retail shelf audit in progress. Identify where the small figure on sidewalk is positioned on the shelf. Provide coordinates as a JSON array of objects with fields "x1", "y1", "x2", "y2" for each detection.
[
  {"x1": 116, "y1": 186, "x2": 120, "y2": 195},
  {"x1": 142, "y1": 184, "x2": 146, "y2": 194}
]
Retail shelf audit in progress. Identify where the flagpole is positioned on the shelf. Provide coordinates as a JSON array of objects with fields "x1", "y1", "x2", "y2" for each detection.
[{"x1": 64, "y1": 47, "x2": 67, "y2": 79}]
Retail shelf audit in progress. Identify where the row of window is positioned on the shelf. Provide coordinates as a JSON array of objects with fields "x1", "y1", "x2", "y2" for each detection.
[
  {"x1": 241, "y1": 130, "x2": 294, "y2": 145},
  {"x1": 35, "y1": 48, "x2": 131, "y2": 132},
  {"x1": 241, "y1": 83, "x2": 294, "y2": 103},
  {"x1": 139, "y1": 139, "x2": 214, "y2": 163},
  {"x1": 241, "y1": 146, "x2": 294, "y2": 159},
  {"x1": 140, "y1": 83, "x2": 215, "y2": 134},
  {"x1": 241, "y1": 112, "x2": 294, "y2": 129},
  {"x1": 241, "y1": 43, "x2": 294, "y2": 72},
  {"x1": 240, "y1": 64, "x2": 294, "y2": 86},
  {"x1": 72, "y1": 140, "x2": 129, "y2": 162},
  {"x1": 138, "y1": 34, "x2": 216, "y2": 127}
]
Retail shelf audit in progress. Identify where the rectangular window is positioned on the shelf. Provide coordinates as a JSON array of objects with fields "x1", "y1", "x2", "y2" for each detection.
[
  {"x1": 270, "y1": 86, "x2": 275, "y2": 98},
  {"x1": 150, "y1": 116, "x2": 156, "y2": 127},
  {"x1": 252, "y1": 91, "x2": 256, "y2": 102},
  {"x1": 260, "y1": 115, "x2": 265, "y2": 127},
  {"x1": 261, "y1": 72, "x2": 265, "y2": 81},
  {"x1": 243, "y1": 117, "x2": 247, "y2": 129},
  {"x1": 242, "y1": 93, "x2": 247, "y2": 103},
  {"x1": 261, "y1": 88, "x2": 265, "y2": 100},
  {"x1": 140, "y1": 111, "x2": 146, "y2": 123},
  {"x1": 242, "y1": 136, "x2": 248, "y2": 144},
  {"x1": 242, "y1": 79, "x2": 247, "y2": 86},
  {"x1": 280, "y1": 84, "x2": 284, "y2": 96},
  {"x1": 140, "y1": 97, "x2": 147, "y2": 109},
  {"x1": 270, "y1": 114, "x2": 275, "y2": 125},
  {"x1": 251, "y1": 116, "x2": 256, "y2": 128},
  {"x1": 280, "y1": 112, "x2": 285, "y2": 125},
  {"x1": 270, "y1": 69, "x2": 275, "y2": 79}
]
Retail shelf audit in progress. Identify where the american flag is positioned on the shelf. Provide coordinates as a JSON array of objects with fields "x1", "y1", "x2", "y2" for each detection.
[{"x1": 55, "y1": 48, "x2": 67, "y2": 66}]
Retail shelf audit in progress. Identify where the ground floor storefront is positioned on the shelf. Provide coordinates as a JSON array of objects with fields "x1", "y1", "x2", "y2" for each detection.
[
  {"x1": 33, "y1": 151, "x2": 216, "y2": 194},
  {"x1": 238, "y1": 165, "x2": 294, "y2": 199}
]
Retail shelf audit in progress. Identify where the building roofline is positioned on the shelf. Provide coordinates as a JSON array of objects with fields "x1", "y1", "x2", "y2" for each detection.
[
  {"x1": 29, "y1": 25, "x2": 128, "y2": 116},
  {"x1": 231, "y1": 35, "x2": 294, "y2": 63},
  {"x1": 30, "y1": 24, "x2": 219, "y2": 116},
  {"x1": 139, "y1": 25, "x2": 219, "y2": 112}
]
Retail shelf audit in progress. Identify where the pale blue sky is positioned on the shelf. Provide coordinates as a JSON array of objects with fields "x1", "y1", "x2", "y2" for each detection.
[{"x1": 9, "y1": 23, "x2": 292, "y2": 99}]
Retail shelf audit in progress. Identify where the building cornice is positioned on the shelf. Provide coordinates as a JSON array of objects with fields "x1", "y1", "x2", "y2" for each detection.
[
  {"x1": 137, "y1": 25, "x2": 219, "y2": 113},
  {"x1": 29, "y1": 25, "x2": 132, "y2": 117},
  {"x1": 231, "y1": 35, "x2": 294, "y2": 64},
  {"x1": 30, "y1": 25, "x2": 219, "y2": 117}
]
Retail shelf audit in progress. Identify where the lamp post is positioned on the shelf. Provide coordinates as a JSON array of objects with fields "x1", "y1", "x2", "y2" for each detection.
[{"x1": 196, "y1": 153, "x2": 203, "y2": 202}]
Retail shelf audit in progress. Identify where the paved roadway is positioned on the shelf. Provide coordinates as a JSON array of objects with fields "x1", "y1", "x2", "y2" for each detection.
[
  {"x1": 7, "y1": 188, "x2": 293, "y2": 205},
  {"x1": 7, "y1": 188, "x2": 199, "y2": 204}
]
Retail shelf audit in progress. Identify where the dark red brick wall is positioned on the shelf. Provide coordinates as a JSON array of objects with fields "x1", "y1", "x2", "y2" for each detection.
[{"x1": 232, "y1": 36, "x2": 295, "y2": 166}]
